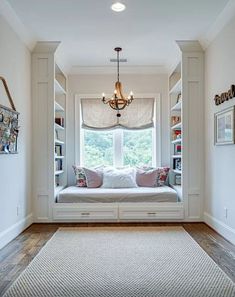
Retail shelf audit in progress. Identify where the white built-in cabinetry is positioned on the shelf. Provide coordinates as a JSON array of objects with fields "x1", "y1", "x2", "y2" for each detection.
[
  {"x1": 169, "y1": 41, "x2": 204, "y2": 221},
  {"x1": 31, "y1": 40, "x2": 204, "y2": 223},
  {"x1": 32, "y1": 42, "x2": 67, "y2": 222}
]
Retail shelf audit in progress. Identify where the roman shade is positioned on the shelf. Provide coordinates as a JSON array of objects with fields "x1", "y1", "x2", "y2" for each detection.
[{"x1": 81, "y1": 98, "x2": 155, "y2": 130}]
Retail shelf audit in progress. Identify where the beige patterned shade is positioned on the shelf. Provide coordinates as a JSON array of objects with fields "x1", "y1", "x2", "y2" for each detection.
[{"x1": 81, "y1": 98, "x2": 155, "y2": 130}]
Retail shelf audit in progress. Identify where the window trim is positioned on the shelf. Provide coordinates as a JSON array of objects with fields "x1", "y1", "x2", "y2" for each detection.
[{"x1": 75, "y1": 93, "x2": 161, "y2": 167}]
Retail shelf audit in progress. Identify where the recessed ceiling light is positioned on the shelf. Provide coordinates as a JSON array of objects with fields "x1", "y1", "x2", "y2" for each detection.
[{"x1": 111, "y1": 2, "x2": 126, "y2": 12}]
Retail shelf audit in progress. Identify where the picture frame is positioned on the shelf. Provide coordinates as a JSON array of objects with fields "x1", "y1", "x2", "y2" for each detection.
[
  {"x1": 0, "y1": 77, "x2": 20, "y2": 154},
  {"x1": 214, "y1": 106, "x2": 235, "y2": 145}
]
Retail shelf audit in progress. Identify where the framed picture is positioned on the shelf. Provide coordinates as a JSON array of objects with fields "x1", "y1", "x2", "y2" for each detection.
[
  {"x1": 215, "y1": 106, "x2": 235, "y2": 145},
  {"x1": 0, "y1": 77, "x2": 20, "y2": 154}
]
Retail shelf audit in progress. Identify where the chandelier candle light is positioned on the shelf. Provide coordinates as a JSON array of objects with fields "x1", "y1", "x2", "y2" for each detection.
[{"x1": 102, "y1": 47, "x2": 134, "y2": 117}]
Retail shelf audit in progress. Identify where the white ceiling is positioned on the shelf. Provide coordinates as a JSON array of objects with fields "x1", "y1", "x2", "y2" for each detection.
[{"x1": 6, "y1": 0, "x2": 230, "y2": 73}]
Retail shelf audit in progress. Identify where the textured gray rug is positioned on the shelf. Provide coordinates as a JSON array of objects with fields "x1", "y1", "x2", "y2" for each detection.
[{"x1": 3, "y1": 227, "x2": 235, "y2": 297}]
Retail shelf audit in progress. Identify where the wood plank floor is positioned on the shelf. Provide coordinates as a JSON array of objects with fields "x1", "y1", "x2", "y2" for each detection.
[{"x1": 0, "y1": 222, "x2": 235, "y2": 296}]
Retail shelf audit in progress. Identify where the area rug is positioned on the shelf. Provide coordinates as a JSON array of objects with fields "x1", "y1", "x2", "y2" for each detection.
[{"x1": 3, "y1": 227, "x2": 235, "y2": 297}]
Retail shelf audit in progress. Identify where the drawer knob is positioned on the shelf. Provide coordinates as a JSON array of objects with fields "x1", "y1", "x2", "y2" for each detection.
[
  {"x1": 81, "y1": 212, "x2": 90, "y2": 216},
  {"x1": 147, "y1": 212, "x2": 156, "y2": 215}
]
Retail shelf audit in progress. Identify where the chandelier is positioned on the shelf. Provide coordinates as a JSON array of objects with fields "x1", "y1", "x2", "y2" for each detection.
[{"x1": 102, "y1": 47, "x2": 134, "y2": 117}]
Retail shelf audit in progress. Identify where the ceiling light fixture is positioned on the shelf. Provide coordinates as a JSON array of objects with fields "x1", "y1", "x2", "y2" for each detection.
[
  {"x1": 102, "y1": 47, "x2": 134, "y2": 117},
  {"x1": 111, "y1": 2, "x2": 126, "y2": 12}
]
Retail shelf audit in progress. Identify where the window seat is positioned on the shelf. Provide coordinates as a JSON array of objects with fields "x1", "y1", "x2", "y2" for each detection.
[
  {"x1": 57, "y1": 186, "x2": 178, "y2": 203},
  {"x1": 53, "y1": 186, "x2": 183, "y2": 222}
]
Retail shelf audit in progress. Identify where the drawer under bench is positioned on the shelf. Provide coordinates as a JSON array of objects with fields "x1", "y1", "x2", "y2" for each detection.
[{"x1": 52, "y1": 202, "x2": 184, "y2": 222}]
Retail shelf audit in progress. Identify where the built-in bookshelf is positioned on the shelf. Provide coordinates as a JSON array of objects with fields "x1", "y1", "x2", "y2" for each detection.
[
  {"x1": 169, "y1": 63, "x2": 182, "y2": 199},
  {"x1": 32, "y1": 42, "x2": 67, "y2": 222},
  {"x1": 167, "y1": 41, "x2": 204, "y2": 222},
  {"x1": 54, "y1": 64, "x2": 67, "y2": 196}
]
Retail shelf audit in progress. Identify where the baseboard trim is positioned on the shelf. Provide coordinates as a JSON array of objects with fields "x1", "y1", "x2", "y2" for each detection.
[
  {"x1": 0, "y1": 213, "x2": 33, "y2": 250},
  {"x1": 204, "y1": 212, "x2": 235, "y2": 245}
]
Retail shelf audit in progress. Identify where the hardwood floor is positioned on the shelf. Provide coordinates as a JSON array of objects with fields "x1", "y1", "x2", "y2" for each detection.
[{"x1": 0, "y1": 222, "x2": 235, "y2": 296}]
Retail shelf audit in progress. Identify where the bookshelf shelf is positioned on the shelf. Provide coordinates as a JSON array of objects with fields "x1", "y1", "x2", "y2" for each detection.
[
  {"x1": 55, "y1": 123, "x2": 64, "y2": 130},
  {"x1": 172, "y1": 138, "x2": 182, "y2": 144},
  {"x1": 169, "y1": 78, "x2": 181, "y2": 94},
  {"x1": 55, "y1": 170, "x2": 64, "y2": 175},
  {"x1": 55, "y1": 155, "x2": 64, "y2": 159},
  {"x1": 55, "y1": 79, "x2": 66, "y2": 95},
  {"x1": 171, "y1": 101, "x2": 182, "y2": 111},
  {"x1": 55, "y1": 139, "x2": 64, "y2": 145},
  {"x1": 172, "y1": 169, "x2": 182, "y2": 174},
  {"x1": 55, "y1": 101, "x2": 64, "y2": 112},
  {"x1": 171, "y1": 122, "x2": 182, "y2": 130},
  {"x1": 172, "y1": 155, "x2": 182, "y2": 159}
]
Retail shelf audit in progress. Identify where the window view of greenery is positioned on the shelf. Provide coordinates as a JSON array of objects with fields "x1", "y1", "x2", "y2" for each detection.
[
  {"x1": 83, "y1": 130, "x2": 114, "y2": 167},
  {"x1": 82, "y1": 128, "x2": 153, "y2": 167},
  {"x1": 123, "y1": 129, "x2": 153, "y2": 166}
]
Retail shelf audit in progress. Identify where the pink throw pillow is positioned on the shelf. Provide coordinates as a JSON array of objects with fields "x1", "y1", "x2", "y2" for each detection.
[
  {"x1": 156, "y1": 167, "x2": 170, "y2": 186},
  {"x1": 83, "y1": 167, "x2": 103, "y2": 188},
  {"x1": 136, "y1": 168, "x2": 158, "y2": 187}
]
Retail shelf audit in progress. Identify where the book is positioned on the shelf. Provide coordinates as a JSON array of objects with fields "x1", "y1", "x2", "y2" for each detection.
[{"x1": 55, "y1": 117, "x2": 64, "y2": 127}]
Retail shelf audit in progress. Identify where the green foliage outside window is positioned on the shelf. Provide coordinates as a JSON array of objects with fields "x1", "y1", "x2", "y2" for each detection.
[
  {"x1": 83, "y1": 129, "x2": 153, "y2": 168},
  {"x1": 83, "y1": 130, "x2": 113, "y2": 167},
  {"x1": 123, "y1": 130, "x2": 152, "y2": 166}
]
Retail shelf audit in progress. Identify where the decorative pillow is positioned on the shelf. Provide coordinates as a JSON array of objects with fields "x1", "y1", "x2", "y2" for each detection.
[
  {"x1": 136, "y1": 168, "x2": 158, "y2": 187},
  {"x1": 72, "y1": 165, "x2": 87, "y2": 187},
  {"x1": 83, "y1": 167, "x2": 103, "y2": 188},
  {"x1": 102, "y1": 167, "x2": 137, "y2": 188},
  {"x1": 156, "y1": 167, "x2": 170, "y2": 187}
]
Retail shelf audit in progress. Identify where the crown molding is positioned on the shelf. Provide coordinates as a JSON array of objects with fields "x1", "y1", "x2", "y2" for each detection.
[
  {"x1": 33, "y1": 41, "x2": 61, "y2": 54},
  {"x1": 199, "y1": 0, "x2": 235, "y2": 49},
  {"x1": 176, "y1": 40, "x2": 203, "y2": 52},
  {"x1": 69, "y1": 65, "x2": 168, "y2": 75},
  {"x1": 0, "y1": 0, "x2": 36, "y2": 51}
]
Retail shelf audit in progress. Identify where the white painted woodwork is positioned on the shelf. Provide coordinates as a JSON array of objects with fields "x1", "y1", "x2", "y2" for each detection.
[
  {"x1": 32, "y1": 41, "x2": 67, "y2": 222},
  {"x1": 170, "y1": 40, "x2": 204, "y2": 222},
  {"x1": 53, "y1": 204, "x2": 118, "y2": 221},
  {"x1": 32, "y1": 40, "x2": 204, "y2": 223},
  {"x1": 52, "y1": 203, "x2": 184, "y2": 222}
]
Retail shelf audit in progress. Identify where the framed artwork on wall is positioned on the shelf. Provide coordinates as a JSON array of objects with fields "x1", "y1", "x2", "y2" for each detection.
[
  {"x1": 0, "y1": 77, "x2": 20, "y2": 154},
  {"x1": 214, "y1": 106, "x2": 235, "y2": 145}
]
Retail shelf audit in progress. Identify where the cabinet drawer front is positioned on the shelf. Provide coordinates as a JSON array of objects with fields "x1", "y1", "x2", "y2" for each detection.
[
  {"x1": 53, "y1": 207, "x2": 118, "y2": 221},
  {"x1": 119, "y1": 207, "x2": 184, "y2": 220}
]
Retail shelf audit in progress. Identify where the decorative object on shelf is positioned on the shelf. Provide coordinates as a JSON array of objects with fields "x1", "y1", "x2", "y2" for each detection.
[
  {"x1": 172, "y1": 130, "x2": 181, "y2": 140},
  {"x1": 175, "y1": 144, "x2": 181, "y2": 154},
  {"x1": 215, "y1": 106, "x2": 235, "y2": 145},
  {"x1": 214, "y1": 85, "x2": 235, "y2": 106},
  {"x1": 174, "y1": 158, "x2": 182, "y2": 171},
  {"x1": 176, "y1": 92, "x2": 182, "y2": 103},
  {"x1": 102, "y1": 47, "x2": 134, "y2": 117},
  {"x1": 0, "y1": 77, "x2": 19, "y2": 154},
  {"x1": 171, "y1": 116, "x2": 181, "y2": 126},
  {"x1": 175, "y1": 174, "x2": 181, "y2": 185}
]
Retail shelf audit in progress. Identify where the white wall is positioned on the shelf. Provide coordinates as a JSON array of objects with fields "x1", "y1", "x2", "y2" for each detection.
[
  {"x1": 0, "y1": 16, "x2": 32, "y2": 249},
  {"x1": 67, "y1": 74, "x2": 169, "y2": 185},
  {"x1": 204, "y1": 15, "x2": 235, "y2": 244}
]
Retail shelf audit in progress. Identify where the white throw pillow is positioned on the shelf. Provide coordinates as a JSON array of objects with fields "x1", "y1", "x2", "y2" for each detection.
[{"x1": 102, "y1": 168, "x2": 137, "y2": 188}]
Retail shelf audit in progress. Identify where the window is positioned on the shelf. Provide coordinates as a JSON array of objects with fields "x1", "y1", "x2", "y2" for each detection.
[
  {"x1": 81, "y1": 128, "x2": 154, "y2": 168},
  {"x1": 82, "y1": 130, "x2": 113, "y2": 167},
  {"x1": 77, "y1": 96, "x2": 160, "y2": 167},
  {"x1": 123, "y1": 129, "x2": 153, "y2": 166}
]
